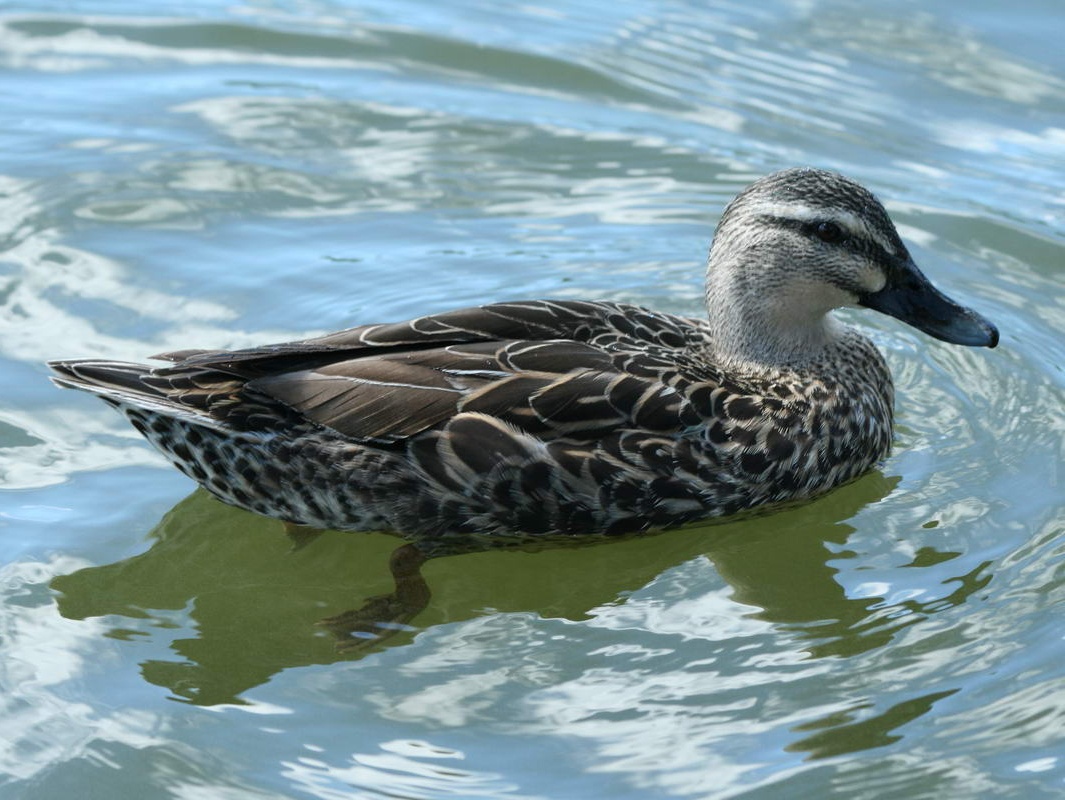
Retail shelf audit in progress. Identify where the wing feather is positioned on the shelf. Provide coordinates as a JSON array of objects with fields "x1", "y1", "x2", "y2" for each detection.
[{"x1": 138, "y1": 300, "x2": 713, "y2": 443}]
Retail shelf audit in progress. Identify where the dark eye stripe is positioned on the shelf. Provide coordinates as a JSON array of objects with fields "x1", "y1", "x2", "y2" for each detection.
[{"x1": 756, "y1": 214, "x2": 902, "y2": 269}]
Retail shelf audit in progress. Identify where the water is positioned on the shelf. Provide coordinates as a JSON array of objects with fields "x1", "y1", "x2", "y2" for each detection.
[{"x1": 2, "y1": 1, "x2": 1063, "y2": 797}]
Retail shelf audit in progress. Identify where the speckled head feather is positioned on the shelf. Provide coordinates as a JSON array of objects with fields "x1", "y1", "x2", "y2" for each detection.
[
  {"x1": 48, "y1": 168, "x2": 998, "y2": 540},
  {"x1": 720, "y1": 168, "x2": 907, "y2": 256},
  {"x1": 705, "y1": 168, "x2": 994, "y2": 366}
]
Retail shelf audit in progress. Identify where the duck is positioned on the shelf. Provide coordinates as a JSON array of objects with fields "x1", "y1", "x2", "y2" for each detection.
[{"x1": 49, "y1": 168, "x2": 998, "y2": 541}]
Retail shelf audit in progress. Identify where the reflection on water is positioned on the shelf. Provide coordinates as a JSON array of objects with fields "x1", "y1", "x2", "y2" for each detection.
[{"x1": 46, "y1": 469, "x2": 969, "y2": 724}]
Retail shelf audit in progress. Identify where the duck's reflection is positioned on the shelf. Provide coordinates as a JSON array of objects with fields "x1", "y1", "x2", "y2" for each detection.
[{"x1": 54, "y1": 470, "x2": 909, "y2": 706}]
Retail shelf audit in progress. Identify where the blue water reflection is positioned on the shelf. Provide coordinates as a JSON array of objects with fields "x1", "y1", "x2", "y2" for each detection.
[{"x1": 1, "y1": 1, "x2": 1062, "y2": 798}]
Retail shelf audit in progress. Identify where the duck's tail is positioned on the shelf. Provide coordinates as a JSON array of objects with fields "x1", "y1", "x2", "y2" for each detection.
[{"x1": 48, "y1": 359, "x2": 225, "y2": 430}]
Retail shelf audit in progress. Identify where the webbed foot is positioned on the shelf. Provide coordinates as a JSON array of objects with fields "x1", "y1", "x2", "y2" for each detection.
[{"x1": 318, "y1": 543, "x2": 430, "y2": 651}]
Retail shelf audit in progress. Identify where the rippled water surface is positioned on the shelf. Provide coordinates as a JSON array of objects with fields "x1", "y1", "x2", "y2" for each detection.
[{"x1": 2, "y1": 1, "x2": 1063, "y2": 798}]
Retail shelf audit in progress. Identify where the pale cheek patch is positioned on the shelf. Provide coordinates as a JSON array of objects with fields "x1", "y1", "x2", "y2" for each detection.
[{"x1": 856, "y1": 265, "x2": 887, "y2": 294}]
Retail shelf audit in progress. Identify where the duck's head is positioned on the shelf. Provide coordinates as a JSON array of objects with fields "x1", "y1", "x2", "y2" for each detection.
[{"x1": 705, "y1": 167, "x2": 998, "y2": 365}]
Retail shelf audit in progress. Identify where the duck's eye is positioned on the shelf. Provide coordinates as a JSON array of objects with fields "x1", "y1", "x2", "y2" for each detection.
[{"x1": 814, "y1": 221, "x2": 845, "y2": 243}]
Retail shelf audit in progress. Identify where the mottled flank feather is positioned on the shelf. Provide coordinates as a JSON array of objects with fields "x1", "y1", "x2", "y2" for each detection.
[{"x1": 48, "y1": 168, "x2": 997, "y2": 539}]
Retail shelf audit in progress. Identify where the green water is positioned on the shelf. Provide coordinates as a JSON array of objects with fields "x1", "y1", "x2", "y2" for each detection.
[{"x1": 2, "y1": 1, "x2": 1063, "y2": 798}]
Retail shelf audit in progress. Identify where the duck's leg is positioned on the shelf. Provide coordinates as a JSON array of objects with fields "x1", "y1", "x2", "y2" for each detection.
[
  {"x1": 282, "y1": 520, "x2": 326, "y2": 551},
  {"x1": 318, "y1": 542, "x2": 430, "y2": 650}
]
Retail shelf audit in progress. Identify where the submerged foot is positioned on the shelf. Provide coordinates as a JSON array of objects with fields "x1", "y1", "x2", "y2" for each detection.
[
  {"x1": 318, "y1": 543, "x2": 430, "y2": 651},
  {"x1": 282, "y1": 520, "x2": 326, "y2": 551}
]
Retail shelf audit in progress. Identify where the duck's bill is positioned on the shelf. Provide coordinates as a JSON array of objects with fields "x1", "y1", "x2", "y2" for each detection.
[{"x1": 860, "y1": 257, "x2": 999, "y2": 348}]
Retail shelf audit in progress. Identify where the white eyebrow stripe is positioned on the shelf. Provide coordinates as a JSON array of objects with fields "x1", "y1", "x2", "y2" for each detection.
[
  {"x1": 743, "y1": 199, "x2": 899, "y2": 257},
  {"x1": 743, "y1": 200, "x2": 822, "y2": 220}
]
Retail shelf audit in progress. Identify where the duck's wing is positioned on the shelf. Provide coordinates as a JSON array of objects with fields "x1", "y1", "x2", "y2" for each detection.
[{"x1": 142, "y1": 300, "x2": 713, "y2": 444}]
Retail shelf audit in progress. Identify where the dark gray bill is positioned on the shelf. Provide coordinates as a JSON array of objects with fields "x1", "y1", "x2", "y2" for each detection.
[{"x1": 860, "y1": 257, "x2": 999, "y2": 348}]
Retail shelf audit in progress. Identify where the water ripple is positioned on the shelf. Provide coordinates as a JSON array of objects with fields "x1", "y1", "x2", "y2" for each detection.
[{"x1": 1, "y1": 2, "x2": 1063, "y2": 798}]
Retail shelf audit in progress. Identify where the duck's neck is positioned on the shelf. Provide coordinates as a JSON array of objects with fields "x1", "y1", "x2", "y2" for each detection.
[{"x1": 703, "y1": 252, "x2": 848, "y2": 369}]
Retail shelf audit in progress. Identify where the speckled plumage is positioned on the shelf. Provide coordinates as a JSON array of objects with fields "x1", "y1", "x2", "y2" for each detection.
[{"x1": 49, "y1": 168, "x2": 997, "y2": 540}]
